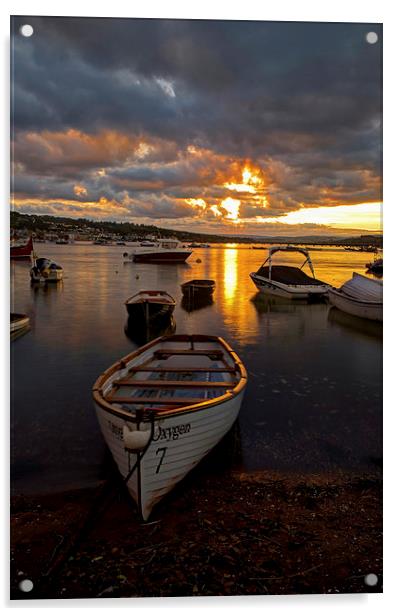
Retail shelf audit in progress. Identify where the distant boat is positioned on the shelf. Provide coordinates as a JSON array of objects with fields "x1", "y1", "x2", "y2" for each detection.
[
  {"x1": 125, "y1": 290, "x2": 176, "y2": 321},
  {"x1": 188, "y1": 243, "x2": 210, "y2": 248},
  {"x1": 140, "y1": 240, "x2": 157, "y2": 247},
  {"x1": 10, "y1": 236, "x2": 33, "y2": 260},
  {"x1": 366, "y1": 257, "x2": 383, "y2": 275},
  {"x1": 10, "y1": 313, "x2": 30, "y2": 336},
  {"x1": 93, "y1": 238, "x2": 112, "y2": 245},
  {"x1": 30, "y1": 257, "x2": 64, "y2": 283},
  {"x1": 250, "y1": 245, "x2": 330, "y2": 300},
  {"x1": 124, "y1": 239, "x2": 192, "y2": 264},
  {"x1": 116, "y1": 241, "x2": 126, "y2": 246},
  {"x1": 181, "y1": 279, "x2": 215, "y2": 298},
  {"x1": 328, "y1": 273, "x2": 382, "y2": 321},
  {"x1": 92, "y1": 334, "x2": 247, "y2": 520},
  {"x1": 252, "y1": 245, "x2": 265, "y2": 250},
  {"x1": 55, "y1": 238, "x2": 69, "y2": 245}
]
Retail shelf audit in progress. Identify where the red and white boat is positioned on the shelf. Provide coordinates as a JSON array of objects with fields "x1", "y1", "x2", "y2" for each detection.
[
  {"x1": 10, "y1": 236, "x2": 34, "y2": 260},
  {"x1": 123, "y1": 239, "x2": 192, "y2": 264}
]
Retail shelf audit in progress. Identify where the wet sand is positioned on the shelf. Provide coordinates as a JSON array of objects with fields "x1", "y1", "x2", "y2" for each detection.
[{"x1": 11, "y1": 467, "x2": 382, "y2": 599}]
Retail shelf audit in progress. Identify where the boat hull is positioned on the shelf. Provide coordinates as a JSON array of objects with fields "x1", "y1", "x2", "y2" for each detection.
[
  {"x1": 126, "y1": 302, "x2": 175, "y2": 320},
  {"x1": 328, "y1": 289, "x2": 382, "y2": 322},
  {"x1": 181, "y1": 281, "x2": 215, "y2": 297},
  {"x1": 30, "y1": 269, "x2": 63, "y2": 283},
  {"x1": 10, "y1": 314, "x2": 30, "y2": 334},
  {"x1": 94, "y1": 389, "x2": 244, "y2": 520},
  {"x1": 250, "y1": 273, "x2": 329, "y2": 300},
  {"x1": 132, "y1": 251, "x2": 192, "y2": 264},
  {"x1": 10, "y1": 237, "x2": 33, "y2": 259}
]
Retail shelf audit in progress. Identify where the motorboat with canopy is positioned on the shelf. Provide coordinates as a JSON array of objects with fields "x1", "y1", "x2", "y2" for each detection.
[{"x1": 250, "y1": 245, "x2": 330, "y2": 300}]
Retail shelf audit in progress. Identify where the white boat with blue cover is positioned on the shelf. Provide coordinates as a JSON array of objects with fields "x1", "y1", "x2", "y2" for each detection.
[{"x1": 328, "y1": 273, "x2": 382, "y2": 321}]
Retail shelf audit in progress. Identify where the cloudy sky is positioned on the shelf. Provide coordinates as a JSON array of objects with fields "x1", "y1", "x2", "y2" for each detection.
[{"x1": 11, "y1": 17, "x2": 382, "y2": 236}]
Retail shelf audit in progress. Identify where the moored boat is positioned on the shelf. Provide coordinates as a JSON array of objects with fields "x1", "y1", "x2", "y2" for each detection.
[
  {"x1": 366, "y1": 257, "x2": 383, "y2": 275},
  {"x1": 181, "y1": 279, "x2": 215, "y2": 298},
  {"x1": 125, "y1": 291, "x2": 176, "y2": 321},
  {"x1": 10, "y1": 236, "x2": 34, "y2": 260},
  {"x1": 123, "y1": 239, "x2": 192, "y2": 264},
  {"x1": 250, "y1": 246, "x2": 330, "y2": 300},
  {"x1": 10, "y1": 313, "x2": 30, "y2": 336},
  {"x1": 92, "y1": 334, "x2": 247, "y2": 520},
  {"x1": 30, "y1": 256, "x2": 64, "y2": 283},
  {"x1": 328, "y1": 272, "x2": 382, "y2": 321}
]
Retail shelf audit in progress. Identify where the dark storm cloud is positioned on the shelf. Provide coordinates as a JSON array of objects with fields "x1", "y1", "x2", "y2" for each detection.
[{"x1": 10, "y1": 16, "x2": 382, "y2": 223}]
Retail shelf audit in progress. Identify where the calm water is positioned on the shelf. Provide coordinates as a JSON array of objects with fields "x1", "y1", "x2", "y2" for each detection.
[{"x1": 11, "y1": 244, "x2": 382, "y2": 495}]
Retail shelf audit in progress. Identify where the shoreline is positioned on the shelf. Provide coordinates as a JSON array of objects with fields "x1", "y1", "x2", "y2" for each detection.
[{"x1": 11, "y1": 467, "x2": 382, "y2": 599}]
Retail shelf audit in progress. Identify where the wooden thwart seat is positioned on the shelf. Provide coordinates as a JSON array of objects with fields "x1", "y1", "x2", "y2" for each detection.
[
  {"x1": 128, "y1": 366, "x2": 236, "y2": 373},
  {"x1": 154, "y1": 349, "x2": 224, "y2": 358},
  {"x1": 113, "y1": 379, "x2": 234, "y2": 388}
]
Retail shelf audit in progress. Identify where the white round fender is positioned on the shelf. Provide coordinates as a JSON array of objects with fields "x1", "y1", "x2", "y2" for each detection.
[{"x1": 123, "y1": 424, "x2": 152, "y2": 451}]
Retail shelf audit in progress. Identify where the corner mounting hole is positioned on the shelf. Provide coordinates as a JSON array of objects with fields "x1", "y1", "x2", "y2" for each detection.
[
  {"x1": 364, "y1": 573, "x2": 378, "y2": 587},
  {"x1": 19, "y1": 578, "x2": 34, "y2": 592},
  {"x1": 20, "y1": 24, "x2": 34, "y2": 37},
  {"x1": 366, "y1": 31, "x2": 378, "y2": 44}
]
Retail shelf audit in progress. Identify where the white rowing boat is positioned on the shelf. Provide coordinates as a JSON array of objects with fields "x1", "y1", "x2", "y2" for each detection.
[{"x1": 92, "y1": 334, "x2": 247, "y2": 520}]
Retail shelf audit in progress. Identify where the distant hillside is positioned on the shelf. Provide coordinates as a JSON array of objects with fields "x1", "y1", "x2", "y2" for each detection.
[
  {"x1": 10, "y1": 211, "x2": 383, "y2": 247},
  {"x1": 10, "y1": 212, "x2": 227, "y2": 242}
]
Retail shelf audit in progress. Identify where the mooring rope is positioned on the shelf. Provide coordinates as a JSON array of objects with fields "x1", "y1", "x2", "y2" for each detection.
[{"x1": 34, "y1": 411, "x2": 155, "y2": 597}]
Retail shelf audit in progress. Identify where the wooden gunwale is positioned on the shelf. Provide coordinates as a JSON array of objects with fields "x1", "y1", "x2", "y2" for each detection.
[
  {"x1": 92, "y1": 334, "x2": 247, "y2": 420},
  {"x1": 125, "y1": 290, "x2": 176, "y2": 306},
  {"x1": 105, "y1": 396, "x2": 212, "y2": 405}
]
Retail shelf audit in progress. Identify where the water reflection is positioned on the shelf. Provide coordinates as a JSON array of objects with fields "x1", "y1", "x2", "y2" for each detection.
[
  {"x1": 328, "y1": 306, "x2": 383, "y2": 339},
  {"x1": 181, "y1": 295, "x2": 214, "y2": 313},
  {"x1": 223, "y1": 247, "x2": 238, "y2": 303},
  {"x1": 124, "y1": 314, "x2": 176, "y2": 346},
  {"x1": 11, "y1": 244, "x2": 382, "y2": 494}
]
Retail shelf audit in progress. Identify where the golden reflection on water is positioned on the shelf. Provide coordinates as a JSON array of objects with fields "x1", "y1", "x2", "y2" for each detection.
[
  {"x1": 223, "y1": 247, "x2": 238, "y2": 303},
  {"x1": 11, "y1": 244, "x2": 382, "y2": 492}
]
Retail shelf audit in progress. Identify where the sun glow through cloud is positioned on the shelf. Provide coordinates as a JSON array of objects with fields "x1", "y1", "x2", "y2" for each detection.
[
  {"x1": 221, "y1": 197, "x2": 241, "y2": 221},
  {"x1": 255, "y1": 202, "x2": 383, "y2": 230},
  {"x1": 224, "y1": 166, "x2": 262, "y2": 193}
]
